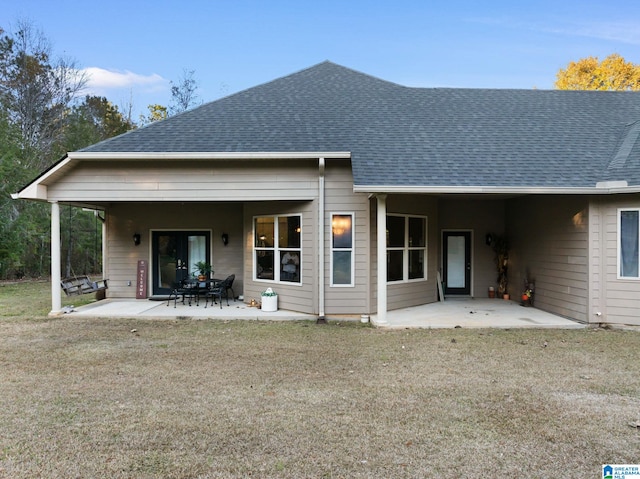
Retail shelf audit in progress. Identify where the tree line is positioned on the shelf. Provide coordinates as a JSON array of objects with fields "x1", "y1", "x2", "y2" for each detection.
[
  {"x1": 0, "y1": 20, "x2": 200, "y2": 280},
  {"x1": 1, "y1": 18, "x2": 639, "y2": 280}
]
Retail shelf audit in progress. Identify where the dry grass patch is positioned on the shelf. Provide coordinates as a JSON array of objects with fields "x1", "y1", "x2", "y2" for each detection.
[{"x1": 1, "y1": 282, "x2": 639, "y2": 477}]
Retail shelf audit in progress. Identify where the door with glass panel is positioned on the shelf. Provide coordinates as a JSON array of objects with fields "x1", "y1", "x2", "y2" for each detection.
[
  {"x1": 443, "y1": 231, "x2": 471, "y2": 296},
  {"x1": 152, "y1": 231, "x2": 210, "y2": 295}
]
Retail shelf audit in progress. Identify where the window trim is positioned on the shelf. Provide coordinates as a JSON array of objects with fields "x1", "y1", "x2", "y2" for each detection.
[
  {"x1": 330, "y1": 212, "x2": 355, "y2": 287},
  {"x1": 386, "y1": 214, "x2": 428, "y2": 283},
  {"x1": 618, "y1": 208, "x2": 640, "y2": 280},
  {"x1": 253, "y1": 213, "x2": 303, "y2": 285}
]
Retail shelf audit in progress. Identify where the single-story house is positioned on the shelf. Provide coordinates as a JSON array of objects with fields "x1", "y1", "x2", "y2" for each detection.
[{"x1": 13, "y1": 61, "x2": 640, "y2": 326}]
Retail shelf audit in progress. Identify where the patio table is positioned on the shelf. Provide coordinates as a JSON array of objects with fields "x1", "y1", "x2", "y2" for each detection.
[{"x1": 167, "y1": 279, "x2": 207, "y2": 307}]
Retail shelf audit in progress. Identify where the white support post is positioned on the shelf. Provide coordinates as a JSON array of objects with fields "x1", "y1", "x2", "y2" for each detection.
[
  {"x1": 317, "y1": 157, "x2": 326, "y2": 322},
  {"x1": 50, "y1": 201, "x2": 62, "y2": 314},
  {"x1": 375, "y1": 194, "x2": 388, "y2": 325},
  {"x1": 101, "y1": 213, "x2": 107, "y2": 280}
]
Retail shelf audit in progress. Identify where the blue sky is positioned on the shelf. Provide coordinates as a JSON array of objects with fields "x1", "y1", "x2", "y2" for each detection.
[{"x1": 3, "y1": 0, "x2": 640, "y2": 118}]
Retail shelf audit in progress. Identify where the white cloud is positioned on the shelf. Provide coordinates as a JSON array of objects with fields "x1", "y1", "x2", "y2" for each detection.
[
  {"x1": 76, "y1": 67, "x2": 171, "y2": 116},
  {"x1": 81, "y1": 67, "x2": 168, "y2": 93}
]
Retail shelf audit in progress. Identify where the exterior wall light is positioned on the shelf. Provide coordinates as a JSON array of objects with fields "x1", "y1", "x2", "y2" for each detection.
[
  {"x1": 133, "y1": 233, "x2": 141, "y2": 246},
  {"x1": 485, "y1": 233, "x2": 493, "y2": 246}
]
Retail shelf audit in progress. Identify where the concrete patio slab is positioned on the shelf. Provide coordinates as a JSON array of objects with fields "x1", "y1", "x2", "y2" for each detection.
[
  {"x1": 64, "y1": 297, "x2": 584, "y2": 330},
  {"x1": 373, "y1": 298, "x2": 585, "y2": 329},
  {"x1": 65, "y1": 298, "x2": 317, "y2": 322}
]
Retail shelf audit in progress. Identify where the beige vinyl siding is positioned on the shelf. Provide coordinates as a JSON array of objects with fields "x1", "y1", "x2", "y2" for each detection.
[
  {"x1": 106, "y1": 203, "x2": 244, "y2": 298},
  {"x1": 438, "y1": 198, "x2": 506, "y2": 297},
  {"x1": 507, "y1": 196, "x2": 589, "y2": 323},
  {"x1": 323, "y1": 161, "x2": 370, "y2": 316},
  {"x1": 243, "y1": 201, "x2": 317, "y2": 314},
  {"x1": 240, "y1": 161, "x2": 371, "y2": 316},
  {"x1": 591, "y1": 195, "x2": 640, "y2": 326},
  {"x1": 47, "y1": 160, "x2": 319, "y2": 202},
  {"x1": 378, "y1": 195, "x2": 439, "y2": 312}
]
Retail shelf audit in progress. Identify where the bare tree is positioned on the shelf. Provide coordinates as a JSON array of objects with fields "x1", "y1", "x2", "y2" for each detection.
[
  {"x1": 0, "y1": 19, "x2": 87, "y2": 168},
  {"x1": 168, "y1": 69, "x2": 201, "y2": 115}
]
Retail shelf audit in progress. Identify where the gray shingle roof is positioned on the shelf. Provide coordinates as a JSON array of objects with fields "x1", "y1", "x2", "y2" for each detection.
[{"x1": 82, "y1": 61, "x2": 640, "y2": 189}]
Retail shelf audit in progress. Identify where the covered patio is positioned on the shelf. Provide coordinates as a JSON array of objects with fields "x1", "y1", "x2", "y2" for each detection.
[{"x1": 63, "y1": 297, "x2": 584, "y2": 330}]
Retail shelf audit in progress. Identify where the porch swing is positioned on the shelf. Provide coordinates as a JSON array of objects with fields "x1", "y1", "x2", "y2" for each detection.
[{"x1": 60, "y1": 207, "x2": 109, "y2": 297}]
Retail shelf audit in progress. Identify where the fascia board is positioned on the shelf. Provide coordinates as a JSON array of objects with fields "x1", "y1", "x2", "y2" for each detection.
[
  {"x1": 353, "y1": 185, "x2": 640, "y2": 195},
  {"x1": 68, "y1": 151, "x2": 352, "y2": 160},
  {"x1": 13, "y1": 157, "x2": 73, "y2": 200},
  {"x1": 12, "y1": 182, "x2": 47, "y2": 200}
]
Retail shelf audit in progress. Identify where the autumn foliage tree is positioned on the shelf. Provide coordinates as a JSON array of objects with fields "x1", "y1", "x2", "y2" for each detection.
[
  {"x1": 555, "y1": 53, "x2": 640, "y2": 91},
  {"x1": 138, "y1": 103, "x2": 168, "y2": 126}
]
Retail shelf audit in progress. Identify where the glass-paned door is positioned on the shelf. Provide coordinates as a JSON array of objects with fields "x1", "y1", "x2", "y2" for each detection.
[
  {"x1": 152, "y1": 231, "x2": 210, "y2": 295},
  {"x1": 443, "y1": 231, "x2": 471, "y2": 295}
]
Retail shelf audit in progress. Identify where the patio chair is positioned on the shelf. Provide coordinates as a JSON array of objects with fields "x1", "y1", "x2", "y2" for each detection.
[
  {"x1": 167, "y1": 280, "x2": 185, "y2": 307},
  {"x1": 204, "y1": 275, "x2": 233, "y2": 309},
  {"x1": 224, "y1": 274, "x2": 236, "y2": 301}
]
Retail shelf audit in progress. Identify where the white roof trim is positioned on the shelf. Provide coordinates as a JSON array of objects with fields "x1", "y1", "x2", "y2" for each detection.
[
  {"x1": 13, "y1": 157, "x2": 74, "y2": 200},
  {"x1": 353, "y1": 184, "x2": 640, "y2": 195},
  {"x1": 68, "y1": 151, "x2": 352, "y2": 160},
  {"x1": 596, "y1": 180, "x2": 628, "y2": 188}
]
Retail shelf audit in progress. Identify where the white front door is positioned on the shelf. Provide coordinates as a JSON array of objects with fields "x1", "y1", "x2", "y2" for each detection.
[{"x1": 443, "y1": 231, "x2": 471, "y2": 295}]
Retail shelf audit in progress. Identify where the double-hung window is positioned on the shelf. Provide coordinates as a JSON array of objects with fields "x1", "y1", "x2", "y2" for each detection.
[
  {"x1": 386, "y1": 214, "x2": 427, "y2": 282},
  {"x1": 619, "y1": 209, "x2": 640, "y2": 279},
  {"x1": 254, "y1": 215, "x2": 301, "y2": 283},
  {"x1": 331, "y1": 213, "x2": 354, "y2": 286}
]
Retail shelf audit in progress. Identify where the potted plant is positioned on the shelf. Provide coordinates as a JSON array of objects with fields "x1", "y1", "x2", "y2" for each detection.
[
  {"x1": 521, "y1": 280, "x2": 534, "y2": 306},
  {"x1": 193, "y1": 261, "x2": 212, "y2": 281},
  {"x1": 491, "y1": 234, "x2": 509, "y2": 299},
  {"x1": 521, "y1": 289, "x2": 532, "y2": 306},
  {"x1": 261, "y1": 287, "x2": 278, "y2": 312}
]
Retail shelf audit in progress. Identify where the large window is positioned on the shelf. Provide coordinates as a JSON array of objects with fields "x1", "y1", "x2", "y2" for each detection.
[
  {"x1": 331, "y1": 213, "x2": 354, "y2": 286},
  {"x1": 386, "y1": 215, "x2": 427, "y2": 282},
  {"x1": 254, "y1": 215, "x2": 301, "y2": 283},
  {"x1": 619, "y1": 209, "x2": 640, "y2": 279}
]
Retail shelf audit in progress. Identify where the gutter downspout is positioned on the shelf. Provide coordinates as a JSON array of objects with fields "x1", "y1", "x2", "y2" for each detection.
[
  {"x1": 317, "y1": 157, "x2": 326, "y2": 323},
  {"x1": 50, "y1": 201, "x2": 62, "y2": 315}
]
